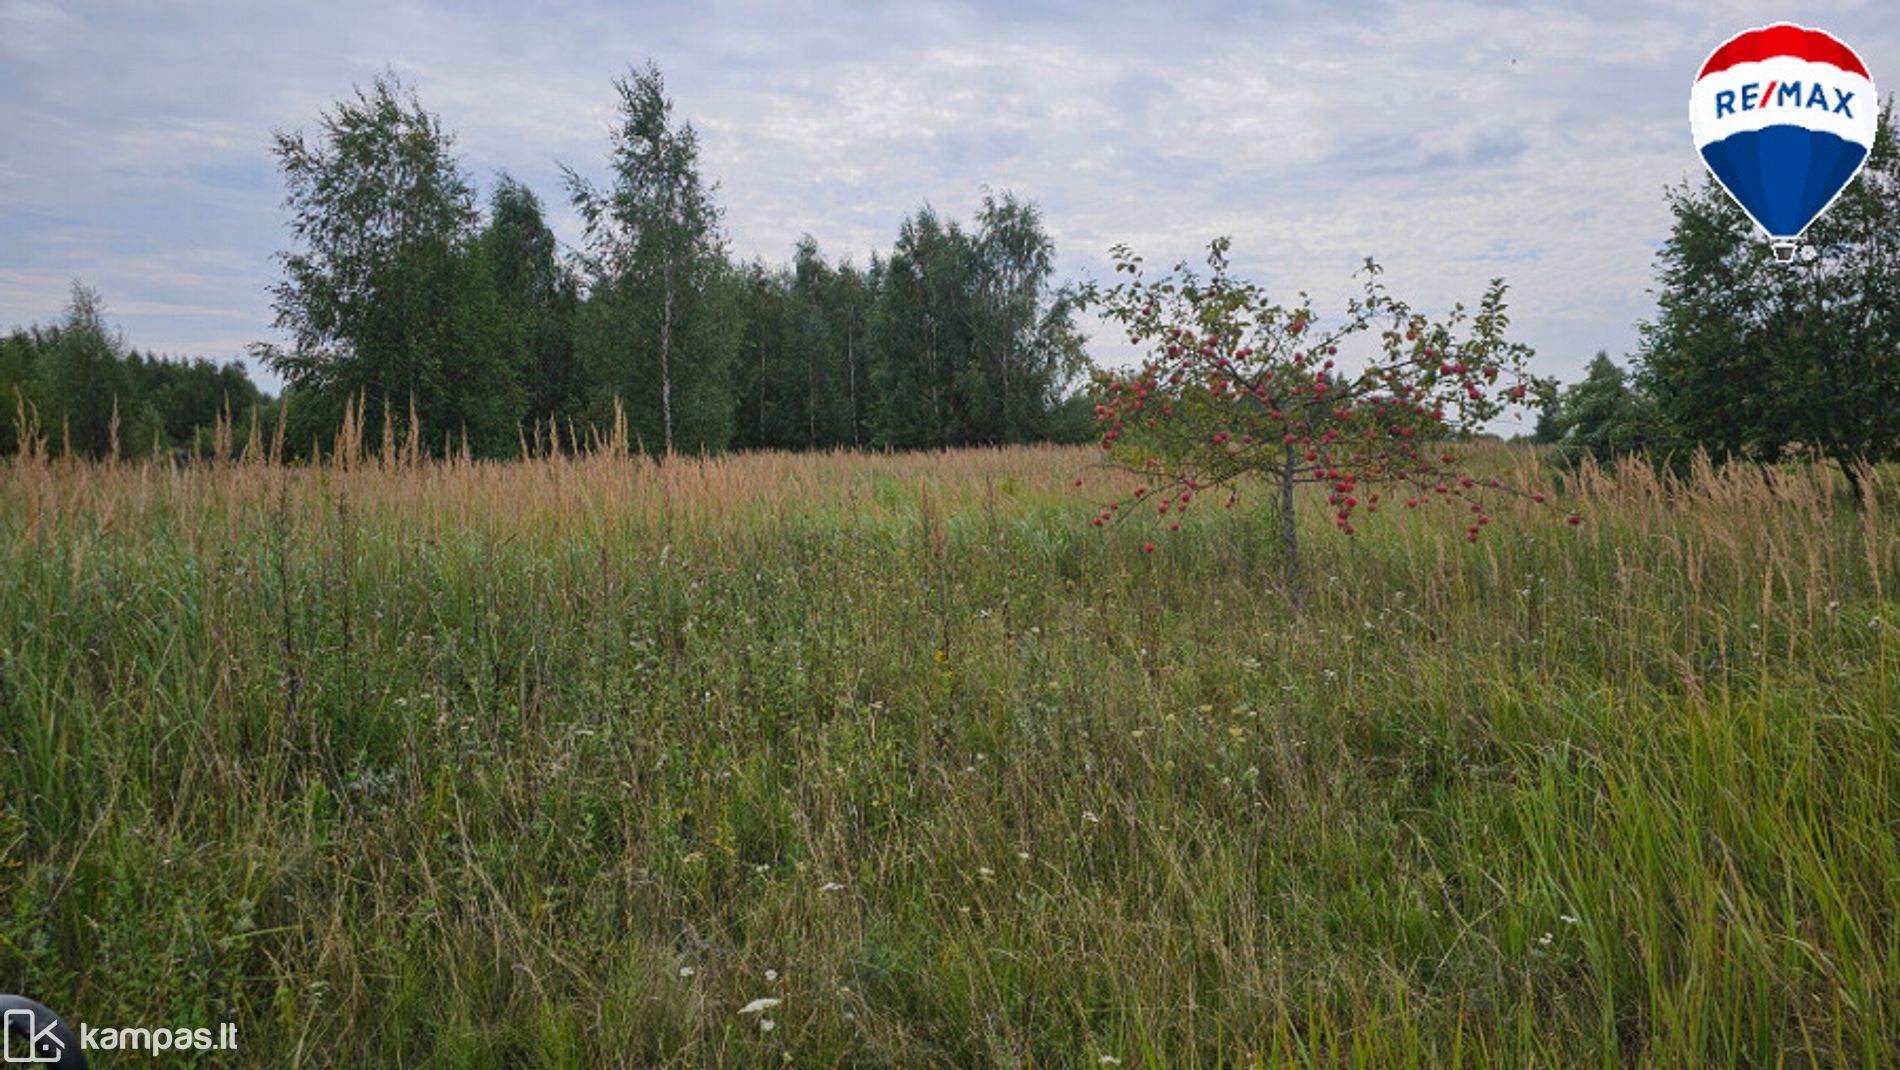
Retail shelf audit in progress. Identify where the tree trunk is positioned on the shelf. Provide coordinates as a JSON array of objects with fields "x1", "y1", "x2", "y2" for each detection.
[
  {"x1": 847, "y1": 325, "x2": 858, "y2": 448},
  {"x1": 927, "y1": 319, "x2": 941, "y2": 448},
  {"x1": 660, "y1": 265, "x2": 675, "y2": 456},
  {"x1": 1282, "y1": 439, "x2": 1302, "y2": 608},
  {"x1": 1838, "y1": 452, "x2": 1870, "y2": 509}
]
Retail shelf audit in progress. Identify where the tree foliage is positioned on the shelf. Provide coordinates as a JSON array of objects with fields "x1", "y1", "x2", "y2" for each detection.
[
  {"x1": 3, "y1": 284, "x2": 268, "y2": 459},
  {"x1": 41, "y1": 284, "x2": 130, "y2": 458},
  {"x1": 565, "y1": 63, "x2": 739, "y2": 454},
  {"x1": 726, "y1": 200, "x2": 1085, "y2": 453},
  {"x1": 1538, "y1": 351, "x2": 1656, "y2": 467},
  {"x1": 8, "y1": 63, "x2": 1103, "y2": 462},
  {"x1": 253, "y1": 73, "x2": 523, "y2": 457},
  {"x1": 1637, "y1": 98, "x2": 1900, "y2": 474},
  {"x1": 481, "y1": 175, "x2": 582, "y2": 429},
  {"x1": 1082, "y1": 239, "x2": 1557, "y2": 597},
  {"x1": 866, "y1": 197, "x2": 1085, "y2": 449}
]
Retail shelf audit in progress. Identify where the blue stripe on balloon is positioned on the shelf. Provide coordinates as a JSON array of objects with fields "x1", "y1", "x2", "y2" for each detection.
[{"x1": 1700, "y1": 126, "x2": 1868, "y2": 238}]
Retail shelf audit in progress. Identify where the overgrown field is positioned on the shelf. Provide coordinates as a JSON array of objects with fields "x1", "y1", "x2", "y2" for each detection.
[{"x1": 2, "y1": 444, "x2": 1897, "y2": 1067}]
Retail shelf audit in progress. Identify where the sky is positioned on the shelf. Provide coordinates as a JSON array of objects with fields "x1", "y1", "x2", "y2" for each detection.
[{"x1": 1, "y1": 0, "x2": 1894, "y2": 423}]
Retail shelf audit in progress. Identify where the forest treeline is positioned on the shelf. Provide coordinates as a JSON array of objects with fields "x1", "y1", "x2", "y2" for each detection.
[
  {"x1": 1534, "y1": 98, "x2": 1900, "y2": 480},
  {"x1": 15, "y1": 67, "x2": 1895, "y2": 470},
  {"x1": 2, "y1": 285, "x2": 267, "y2": 457},
  {"x1": 2, "y1": 63, "x2": 1094, "y2": 460}
]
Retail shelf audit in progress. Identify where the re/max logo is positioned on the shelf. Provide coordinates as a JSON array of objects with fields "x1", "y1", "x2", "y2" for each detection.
[{"x1": 1714, "y1": 81, "x2": 1855, "y2": 118}]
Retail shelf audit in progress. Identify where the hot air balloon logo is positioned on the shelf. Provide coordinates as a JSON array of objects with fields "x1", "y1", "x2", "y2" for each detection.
[{"x1": 1690, "y1": 23, "x2": 1878, "y2": 261}]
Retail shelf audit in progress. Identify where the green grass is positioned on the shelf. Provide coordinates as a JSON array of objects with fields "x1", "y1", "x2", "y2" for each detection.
[{"x1": 1, "y1": 444, "x2": 1896, "y2": 1066}]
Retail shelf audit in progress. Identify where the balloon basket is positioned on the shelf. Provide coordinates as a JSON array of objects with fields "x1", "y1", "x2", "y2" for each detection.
[{"x1": 1770, "y1": 239, "x2": 1801, "y2": 264}]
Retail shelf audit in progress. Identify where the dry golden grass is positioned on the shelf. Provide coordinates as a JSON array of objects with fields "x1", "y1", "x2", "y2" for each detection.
[{"x1": 1, "y1": 437, "x2": 1896, "y2": 1067}]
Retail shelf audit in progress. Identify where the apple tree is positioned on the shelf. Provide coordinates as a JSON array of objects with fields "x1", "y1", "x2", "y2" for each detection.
[{"x1": 1078, "y1": 238, "x2": 1565, "y2": 602}]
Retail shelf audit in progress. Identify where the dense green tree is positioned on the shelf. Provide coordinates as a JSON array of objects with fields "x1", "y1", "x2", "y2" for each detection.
[
  {"x1": 6, "y1": 69, "x2": 1109, "y2": 461},
  {"x1": 1, "y1": 329, "x2": 40, "y2": 455},
  {"x1": 1530, "y1": 394, "x2": 1563, "y2": 445},
  {"x1": 787, "y1": 236, "x2": 848, "y2": 447},
  {"x1": 124, "y1": 350, "x2": 266, "y2": 448},
  {"x1": 967, "y1": 192, "x2": 1075, "y2": 442},
  {"x1": 1637, "y1": 98, "x2": 1900, "y2": 484},
  {"x1": 869, "y1": 206, "x2": 972, "y2": 448},
  {"x1": 1541, "y1": 351, "x2": 1656, "y2": 466},
  {"x1": 566, "y1": 62, "x2": 739, "y2": 455},
  {"x1": 1, "y1": 288, "x2": 270, "y2": 460},
  {"x1": 41, "y1": 284, "x2": 131, "y2": 458},
  {"x1": 1042, "y1": 385, "x2": 1102, "y2": 445},
  {"x1": 728, "y1": 238, "x2": 869, "y2": 452},
  {"x1": 865, "y1": 198, "x2": 1085, "y2": 449},
  {"x1": 253, "y1": 74, "x2": 524, "y2": 457},
  {"x1": 480, "y1": 175, "x2": 583, "y2": 427},
  {"x1": 731, "y1": 260, "x2": 789, "y2": 450},
  {"x1": 826, "y1": 258, "x2": 873, "y2": 447}
]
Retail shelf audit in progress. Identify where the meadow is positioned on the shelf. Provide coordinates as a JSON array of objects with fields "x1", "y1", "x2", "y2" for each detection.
[{"x1": 1, "y1": 437, "x2": 1896, "y2": 1067}]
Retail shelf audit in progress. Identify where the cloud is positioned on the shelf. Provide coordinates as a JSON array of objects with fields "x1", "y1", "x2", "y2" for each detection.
[{"x1": 0, "y1": 0, "x2": 1894, "y2": 415}]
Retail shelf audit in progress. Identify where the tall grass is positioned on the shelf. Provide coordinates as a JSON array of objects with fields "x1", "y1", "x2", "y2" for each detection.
[{"x1": 0, "y1": 439, "x2": 1895, "y2": 1066}]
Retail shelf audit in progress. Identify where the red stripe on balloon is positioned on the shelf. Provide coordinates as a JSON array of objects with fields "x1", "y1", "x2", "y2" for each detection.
[{"x1": 1696, "y1": 23, "x2": 1870, "y2": 81}]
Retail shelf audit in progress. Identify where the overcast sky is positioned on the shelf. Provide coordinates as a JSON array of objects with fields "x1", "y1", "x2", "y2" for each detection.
[{"x1": 1, "y1": 0, "x2": 1893, "y2": 413}]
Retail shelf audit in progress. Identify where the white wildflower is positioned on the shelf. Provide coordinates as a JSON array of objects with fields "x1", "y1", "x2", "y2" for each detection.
[
  {"x1": 765, "y1": 969, "x2": 779, "y2": 982},
  {"x1": 739, "y1": 997, "x2": 782, "y2": 1015}
]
